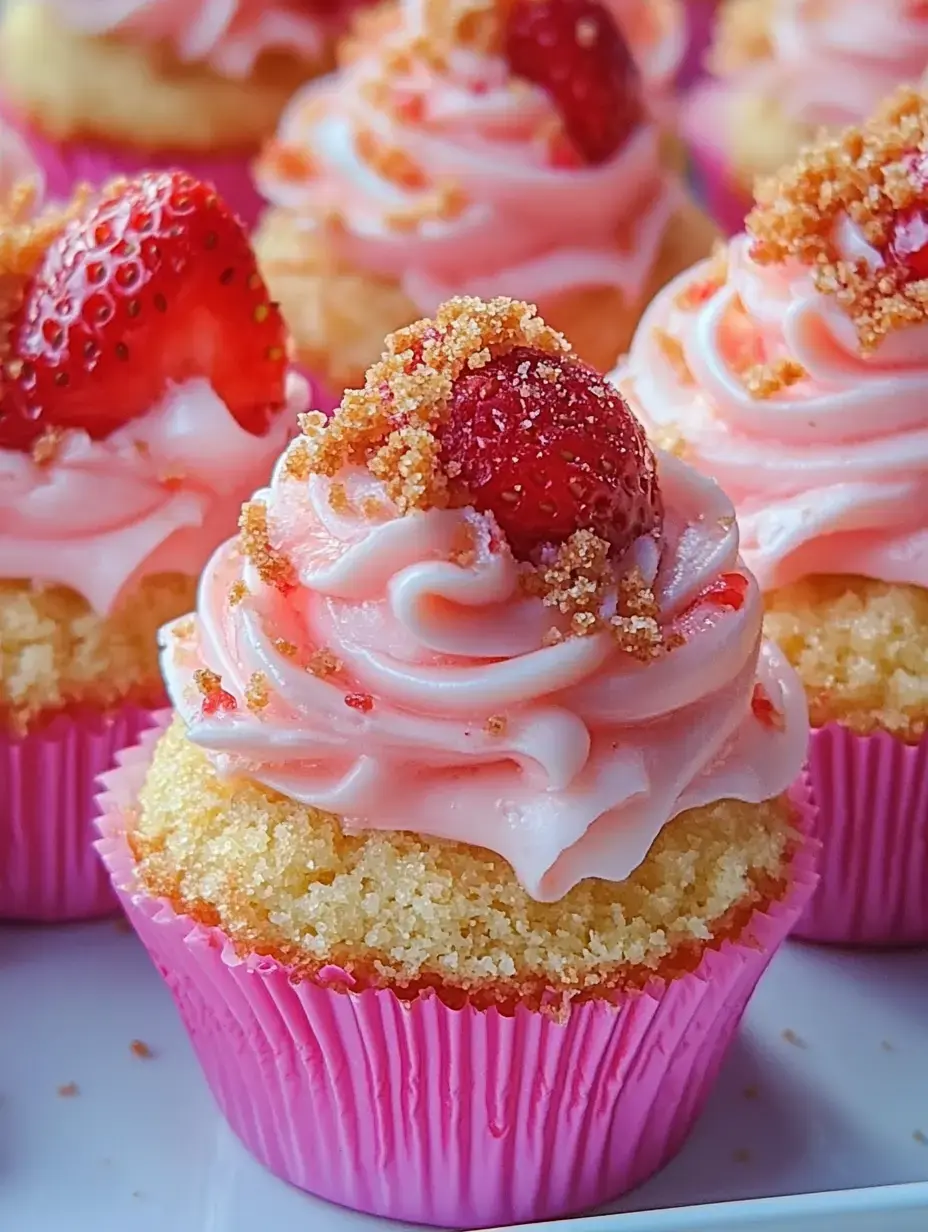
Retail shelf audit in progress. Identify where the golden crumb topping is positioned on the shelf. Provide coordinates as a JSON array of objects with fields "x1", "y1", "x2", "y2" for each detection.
[
  {"x1": 298, "y1": 296, "x2": 568, "y2": 512},
  {"x1": 238, "y1": 501, "x2": 296, "y2": 592},
  {"x1": 748, "y1": 87, "x2": 928, "y2": 351}
]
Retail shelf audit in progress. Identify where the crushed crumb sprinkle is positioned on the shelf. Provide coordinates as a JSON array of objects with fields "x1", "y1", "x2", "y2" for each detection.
[
  {"x1": 245, "y1": 672, "x2": 271, "y2": 712},
  {"x1": 273, "y1": 638, "x2": 298, "y2": 659},
  {"x1": 652, "y1": 326, "x2": 694, "y2": 385},
  {"x1": 328, "y1": 481, "x2": 353, "y2": 515},
  {"x1": 748, "y1": 86, "x2": 928, "y2": 351},
  {"x1": 228, "y1": 581, "x2": 249, "y2": 608},
  {"x1": 57, "y1": 1082, "x2": 79, "y2": 1098},
  {"x1": 914, "y1": 1129, "x2": 928, "y2": 1145},
  {"x1": 238, "y1": 501, "x2": 295, "y2": 592},
  {"x1": 193, "y1": 668, "x2": 224, "y2": 699},
  {"x1": 742, "y1": 358, "x2": 807, "y2": 399},
  {"x1": 171, "y1": 618, "x2": 195, "y2": 641},
  {"x1": 485, "y1": 714, "x2": 507, "y2": 736},
  {"x1": 673, "y1": 244, "x2": 729, "y2": 309},
  {"x1": 308, "y1": 648, "x2": 342, "y2": 678},
  {"x1": 282, "y1": 437, "x2": 313, "y2": 481},
  {"x1": 129, "y1": 1039, "x2": 153, "y2": 1059},
  {"x1": 781, "y1": 1027, "x2": 806, "y2": 1048},
  {"x1": 31, "y1": 427, "x2": 64, "y2": 466}
]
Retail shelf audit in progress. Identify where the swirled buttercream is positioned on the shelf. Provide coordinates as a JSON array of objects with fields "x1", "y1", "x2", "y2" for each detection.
[
  {"x1": 0, "y1": 375, "x2": 304, "y2": 614},
  {"x1": 41, "y1": 0, "x2": 349, "y2": 77},
  {"x1": 159, "y1": 439, "x2": 808, "y2": 902},
  {"x1": 256, "y1": 0, "x2": 680, "y2": 312},
  {"x1": 614, "y1": 231, "x2": 928, "y2": 592},
  {"x1": 717, "y1": 0, "x2": 928, "y2": 129}
]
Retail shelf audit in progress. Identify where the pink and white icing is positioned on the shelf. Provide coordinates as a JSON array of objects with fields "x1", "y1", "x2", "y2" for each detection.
[
  {"x1": 0, "y1": 121, "x2": 44, "y2": 203},
  {"x1": 715, "y1": 0, "x2": 928, "y2": 129},
  {"x1": 0, "y1": 376, "x2": 303, "y2": 615},
  {"x1": 160, "y1": 438, "x2": 808, "y2": 901},
  {"x1": 614, "y1": 229, "x2": 928, "y2": 592},
  {"x1": 256, "y1": 0, "x2": 682, "y2": 313},
  {"x1": 39, "y1": 0, "x2": 355, "y2": 77}
]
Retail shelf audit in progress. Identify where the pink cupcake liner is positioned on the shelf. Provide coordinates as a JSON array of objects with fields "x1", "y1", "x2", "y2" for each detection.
[
  {"x1": 793, "y1": 723, "x2": 928, "y2": 947},
  {"x1": 684, "y1": 82, "x2": 752, "y2": 235},
  {"x1": 1, "y1": 103, "x2": 267, "y2": 230},
  {"x1": 95, "y1": 714, "x2": 819, "y2": 1228},
  {"x1": 0, "y1": 704, "x2": 156, "y2": 922}
]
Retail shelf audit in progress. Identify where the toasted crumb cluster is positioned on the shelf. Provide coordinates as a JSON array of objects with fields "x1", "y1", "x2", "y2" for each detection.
[
  {"x1": 132, "y1": 718, "x2": 798, "y2": 1009},
  {"x1": 300, "y1": 296, "x2": 568, "y2": 513},
  {"x1": 707, "y1": 0, "x2": 774, "y2": 76},
  {"x1": 748, "y1": 87, "x2": 928, "y2": 352},
  {"x1": 523, "y1": 532, "x2": 667, "y2": 659},
  {"x1": 742, "y1": 357, "x2": 807, "y2": 399},
  {"x1": 0, "y1": 574, "x2": 196, "y2": 732},
  {"x1": 764, "y1": 576, "x2": 928, "y2": 740},
  {"x1": 238, "y1": 501, "x2": 296, "y2": 593}
]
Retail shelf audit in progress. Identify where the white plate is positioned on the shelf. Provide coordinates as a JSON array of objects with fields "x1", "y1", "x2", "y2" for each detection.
[{"x1": 2, "y1": 924, "x2": 927, "y2": 1231}]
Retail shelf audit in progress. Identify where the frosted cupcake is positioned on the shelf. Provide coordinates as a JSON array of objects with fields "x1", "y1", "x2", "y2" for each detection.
[
  {"x1": 617, "y1": 88, "x2": 928, "y2": 945},
  {"x1": 0, "y1": 0, "x2": 366, "y2": 229},
  {"x1": 97, "y1": 296, "x2": 815, "y2": 1227},
  {"x1": 686, "y1": 0, "x2": 928, "y2": 233},
  {"x1": 254, "y1": 0, "x2": 714, "y2": 392},
  {"x1": 0, "y1": 167, "x2": 307, "y2": 922}
]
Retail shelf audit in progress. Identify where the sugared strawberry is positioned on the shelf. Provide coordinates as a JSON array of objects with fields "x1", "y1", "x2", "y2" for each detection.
[
  {"x1": 0, "y1": 171, "x2": 288, "y2": 451},
  {"x1": 438, "y1": 346, "x2": 662, "y2": 559},
  {"x1": 505, "y1": 0, "x2": 643, "y2": 166},
  {"x1": 886, "y1": 152, "x2": 928, "y2": 280}
]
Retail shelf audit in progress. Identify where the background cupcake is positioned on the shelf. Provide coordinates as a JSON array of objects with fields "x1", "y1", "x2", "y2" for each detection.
[
  {"x1": 617, "y1": 87, "x2": 928, "y2": 945},
  {"x1": 98, "y1": 296, "x2": 815, "y2": 1227},
  {"x1": 254, "y1": 0, "x2": 714, "y2": 392},
  {"x1": 0, "y1": 0, "x2": 369, "y2": 227},
  {"x1": 686, "y1": 0, "x2": 928, "y2": 233},
  {"x1": 0, "y1": 167, "x2": 306, "y2": 922}
]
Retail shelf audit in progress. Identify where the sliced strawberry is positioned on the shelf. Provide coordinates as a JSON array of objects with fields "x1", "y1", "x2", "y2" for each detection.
[
  {"x1": 0, "y1": 171, "x2": 288, "y2": 451},
  {"x1": 438, "y1": 345, "x2": 662, "y2": 559},
  {"x1": 505, "y1": 0, "x2": 643, "y2": 166}
]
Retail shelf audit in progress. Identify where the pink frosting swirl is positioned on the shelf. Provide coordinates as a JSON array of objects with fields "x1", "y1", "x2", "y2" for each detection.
[
  {"x1": 256, "y1": 0, "x2": 682, "y2": 311},
  {"x1": 719, "y1": 0, "x2": 928, "y2": 128},
  {"x1": 42, "y1": 0, "x2": 352, "y2": 77},
  {"x1": 159, "y1": 439, "x2": 808, "y2": 902},
  {"x1": 614, "y1": 230, "x2": 928, "y2": 592},
  {"x1": 0, "y1": 376, "x2": 305, "y2": 614}
]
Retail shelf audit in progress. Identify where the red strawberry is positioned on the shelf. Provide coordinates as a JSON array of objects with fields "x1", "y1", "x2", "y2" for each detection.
[
  {"x1": 438, "y1": 346, "x2": 662, "y2": 559},
  {"x1": 505, "y1": 0, "x2": 643, "y2": 166},
  {"x1": 0, "y1": 171, "x2": 288, "y2": 451}
]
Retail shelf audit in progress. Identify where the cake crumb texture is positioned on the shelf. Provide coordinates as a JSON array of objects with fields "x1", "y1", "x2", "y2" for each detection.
[
  {"x1": 0, "y1": 3, "x2": 318, "y2": 150},
  {"x1": 764, "y1": 576, "x2": 928, "y2": 740},
  {"x1": 132, "y1": 719, "x2": 798, "y2": 1009},
  {"x1": 0, "y1": 573, "x2": 196, "y2": 732}
]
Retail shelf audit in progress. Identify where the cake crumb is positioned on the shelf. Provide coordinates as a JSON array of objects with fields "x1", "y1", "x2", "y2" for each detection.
[
  {"x1": 308, "y1": 648, "x2": 341, "y2": 678},
  {"x1": 129, "y1": 1039, "x2": 153, "y2": 1059},
  {"x1": 57, "y1": 1082, "x2": 79, "y2": 1098},
  {"x1": 652, "y1": 327, "x2": 694, "y2": 385},
  {"x1": 31, "y1": 427, "x2": 64, "y2": 466},
  {"x1": 485, "y1": 714, "x2": 507, "y2": 736},
  {"x1": 781, "y1": 1027, "x2": 806, "y2": 1048},
  {"x1": 245, "y1": 672, "x2": 271, "y2": 712},
  {"x1": 881, "y1": 1039, "x2": 895, "y2": 1052},
  {"x1": 238, "y1": 501, "x2": 295, "y2": 593},
  {"x1": 742, "y1": 358, "x2": 807, "y2": 400},
  {"x1": 228, "y1": 581, "x2": 249, "y2": 608},
  {"x1": 914, "y1": 1129, "x2": 928, "y2": 1145},
  {"x1": 328, "y1": 481, "x2": 353, "y2": 515},
  {"x1": 273, "y1": 638, "x2": 298, "y2": 659}
]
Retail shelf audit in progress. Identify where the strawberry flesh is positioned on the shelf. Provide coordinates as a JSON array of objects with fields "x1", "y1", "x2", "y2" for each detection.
[
  {"x1": 505, "y1": 0, "x2": 644, "y2": 166},
  {"x1": 438, "y1": 346, "x2": 662, "y2": 559},
  {"x1": 0, "y1": 171, "x2": 288, "y2": 451}
]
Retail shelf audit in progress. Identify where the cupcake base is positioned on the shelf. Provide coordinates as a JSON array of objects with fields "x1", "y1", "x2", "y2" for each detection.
[
  {"x1": 96, "y1": 716, "x2": 819, "y2": 1229},
  {"x1": 1, "y1": 104, "x2": 266, "y2": 230},
  {"x1": 794, "y1": 723, "x2": 928, "y2": 947},
  {"x1": 1, "y1": 705, "x2": 155, "y2": 922}
]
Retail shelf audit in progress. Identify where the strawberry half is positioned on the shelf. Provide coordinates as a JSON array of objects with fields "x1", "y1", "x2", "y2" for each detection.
[
  {"x1": 0, "y1": 171, "x2": 288, "y2": 451},
  {"x1": 438, "y1": 345, "x2": 663, "y2": 559},
  {"x1": 505, "y1": 0, "x2": 644, "y2": 166}
]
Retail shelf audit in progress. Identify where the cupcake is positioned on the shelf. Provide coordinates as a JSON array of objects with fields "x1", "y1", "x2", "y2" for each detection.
[
  {"x1": 0, "y1": 0, "x2": 367, "y2": 229},
  {"x1": 686, "y1": 0, "x2": 928, "y2": 234},
  {"x1": 616, "y1": 87, "x2": 928, "y2": 946},
  {"x1": 97, "y1": 296, "x2": 815, "y2": 1227},
  {"x1": 0, "y1": 166, "x2": 308, "y2": 922},
  {"x1": 253, "y1": 0, "x2": 714, "y2": 393}
]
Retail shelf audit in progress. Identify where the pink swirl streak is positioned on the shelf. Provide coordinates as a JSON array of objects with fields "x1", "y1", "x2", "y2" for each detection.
[
  {"x1": 159, "y1": 443, "x2": 808, "y2": 902},
  {"x1": 614, "y1": 232, "x2": 928, "y2": 592},
  {"x1": 256, "y1": 0, "x2": 681, "y2": 312},
  {"x1": 0, "y1": 376, "x2": 305, "y2": 615},
  {"x1": 717, "y1": 0, "x2": 928, "y2": 129},
  {"x1": 40, "y1": 0, "x2": 355, "y2": 77}
]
